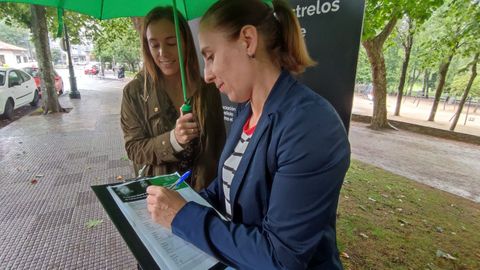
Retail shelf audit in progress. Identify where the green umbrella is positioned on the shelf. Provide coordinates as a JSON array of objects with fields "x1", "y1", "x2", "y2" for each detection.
[
  {"x1": 0, "y1": 0, "x2": 272, "y2": 111},
  {"x1": 0, "y1": 0, "x2": 218, "y2": 20}
]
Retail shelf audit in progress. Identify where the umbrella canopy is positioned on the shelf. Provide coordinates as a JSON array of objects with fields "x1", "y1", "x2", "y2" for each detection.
[{"x1": 0, "y1": 0, "x2": 218, "y2": 20}]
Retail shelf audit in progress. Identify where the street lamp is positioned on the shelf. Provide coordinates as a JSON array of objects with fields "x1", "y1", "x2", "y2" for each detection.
[{"x1": 63, "y1": 23, "x2": 81, "y2": 99}]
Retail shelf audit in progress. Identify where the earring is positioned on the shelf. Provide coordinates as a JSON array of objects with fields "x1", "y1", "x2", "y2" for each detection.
[{"x1": 248, "y1": 53, "x2": 255, "y2": 59}]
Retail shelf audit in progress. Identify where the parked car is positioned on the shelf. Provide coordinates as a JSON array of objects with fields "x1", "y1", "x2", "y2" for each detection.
[
  {"x1": 22, "y1": 67, "x2": 64, "y2": 96},
  {"x1": 84, "y1": 64, "x2": 99, "y2": 75},
  {"x1": 0, "y1": 67, "x2": 39, "y2": 119}
]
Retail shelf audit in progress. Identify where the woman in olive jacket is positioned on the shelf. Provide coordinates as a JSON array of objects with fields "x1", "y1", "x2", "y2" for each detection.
[{"x1": 120, "y1": 7, "x2": 225, "y2": 191}]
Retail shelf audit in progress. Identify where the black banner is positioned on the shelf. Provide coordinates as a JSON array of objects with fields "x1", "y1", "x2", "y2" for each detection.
[{"x1": 190, "y1": 0, "x2": 365, "y2": 133}]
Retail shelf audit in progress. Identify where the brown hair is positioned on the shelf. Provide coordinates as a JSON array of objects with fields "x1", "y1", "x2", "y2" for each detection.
[
  {"x1": 200, "y1": 0, "x2": 316, "y2": 74},
  {"x1": 141, "y1": 6, "x2": 201, "y2": 91}
]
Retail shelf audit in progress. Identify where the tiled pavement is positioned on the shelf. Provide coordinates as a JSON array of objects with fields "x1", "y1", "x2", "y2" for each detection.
[{"x1": 0, "y1": 86, "x2": 137, "y2": 269}]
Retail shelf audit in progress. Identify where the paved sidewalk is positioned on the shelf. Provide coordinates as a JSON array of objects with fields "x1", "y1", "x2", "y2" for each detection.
[{"x1": 0, "y1": 84, "x2": 137, "y2": 269}]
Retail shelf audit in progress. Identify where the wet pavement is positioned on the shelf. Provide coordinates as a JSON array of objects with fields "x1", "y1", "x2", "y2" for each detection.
[
  {"x1": 0, "y1": 80, "x2": 137, "y2": 269},
  {"x1": 0, "y1": 77, "x2": 479, "y2": 268}
]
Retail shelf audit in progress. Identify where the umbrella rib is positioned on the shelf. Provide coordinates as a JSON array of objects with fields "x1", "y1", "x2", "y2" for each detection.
[
  {"x1": 100, "y1": 0, "x2": 105, "y2": 19},
  {"x1": 183, "y1": 0, "x2": 188, "y2": 20}
]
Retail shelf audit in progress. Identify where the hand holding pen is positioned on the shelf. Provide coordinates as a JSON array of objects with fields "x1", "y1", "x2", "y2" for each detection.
[{"x1": 146, "y1": 170, "x2": 191, "y2": 229}]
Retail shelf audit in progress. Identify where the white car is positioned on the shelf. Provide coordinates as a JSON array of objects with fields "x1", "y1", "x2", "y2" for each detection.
[{"x1": 0, "y1": 67, "x2": 39, "y2": 119}]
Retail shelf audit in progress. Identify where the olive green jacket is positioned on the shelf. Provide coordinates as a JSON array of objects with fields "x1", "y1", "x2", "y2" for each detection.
[{"x1": 120, "y1": 73, "x2": 226, "y2": 190}]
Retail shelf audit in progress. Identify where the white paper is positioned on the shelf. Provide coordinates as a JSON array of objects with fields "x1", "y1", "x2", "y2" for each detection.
[{"x1": 107, "y1": 173, "x2": 220, "y2": 270}]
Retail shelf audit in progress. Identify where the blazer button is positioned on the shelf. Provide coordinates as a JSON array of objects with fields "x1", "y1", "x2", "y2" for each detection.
[{"x1": 162, "y1": 141, "x2": 166, "y2": 145}]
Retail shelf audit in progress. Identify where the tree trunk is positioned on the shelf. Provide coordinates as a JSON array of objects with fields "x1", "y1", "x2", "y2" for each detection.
[
  {"x1": 30, "y1": 5, "x2": 63, "y2": 113},
  {"x1": 428, "y1": 53, "x2": 454, "y2": 121},
  {"x1": 131, "y1": 17, "x2": 143, "y2": 35},
  {"x1": 407, "y1": 68, "x2": 418, "y2": 96},
  {"x1": 422, "y1": 70, "x2": 430, "y2": 97},
  {"x1": 362, "y1": 16, "x2": 398, "y2": 130},
  {"x1": 394, "y1": 28, "x2": 413, "y2": 116},
  {"x1": 449, "y1": 53, "x2": 478, "y2": 131}
]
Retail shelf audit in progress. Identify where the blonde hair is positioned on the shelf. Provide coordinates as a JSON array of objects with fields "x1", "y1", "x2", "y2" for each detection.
[{"x1": 200, "y1": 0, "x2": 316, "y2": 74}]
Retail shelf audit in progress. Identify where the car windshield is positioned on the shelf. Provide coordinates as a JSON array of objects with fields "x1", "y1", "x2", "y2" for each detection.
[{"x1": 0, "y1": 71, "x2": 5, "y2": 86}]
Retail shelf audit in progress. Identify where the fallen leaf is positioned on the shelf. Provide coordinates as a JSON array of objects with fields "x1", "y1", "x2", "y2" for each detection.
[
  {"x1": 396, "y1": 208, "x2": 403, "y2": 212},
  {"x1": 30, "y1": 179, "x2": 38, "y2": 184},
  {"x1": 381, "y1": 194, "x2": 389, "y2": 198},
  {"x1": 116, "y1": 175, "x2": 124, "y2": 181},
  {"x1": 399, "y1": 219, "x2": 409, "y2": 225},
  {"x1": 368, "y1": 197, "x2": 377, "y2": 202},
  {"x1": 86, "y1": 219, "x2": 103, "y2": 229},
  {"x1": 340, "y1": 252, "x2": 350, "y2": 259},
  {"x1": 359, "y1": 233, "x2": 369, "y2": 239},
  {"x1": 359, "y1": 205, "x2": 367, "y2": 212},
  {"x1": 436, "y1": 249, "x2": 457, "y2": 261}
]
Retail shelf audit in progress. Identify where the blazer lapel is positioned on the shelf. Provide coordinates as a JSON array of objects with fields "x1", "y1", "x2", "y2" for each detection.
[
  {"x1": 229, "y1": 114, "x2": 271, "y2": 216},
  {"x1": 223, "y1": 70, "x2": 297, "y2": 217}
]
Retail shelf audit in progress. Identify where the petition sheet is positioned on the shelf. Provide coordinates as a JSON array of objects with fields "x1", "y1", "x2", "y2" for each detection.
[{"x1": 107, "y1": 173, "x2": 219, "y2": 270}]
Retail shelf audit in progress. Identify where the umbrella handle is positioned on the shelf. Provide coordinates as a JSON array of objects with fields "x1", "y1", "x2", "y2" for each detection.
[{"x1": 181, "y1": 103, "x2": 192, "y2": 114}]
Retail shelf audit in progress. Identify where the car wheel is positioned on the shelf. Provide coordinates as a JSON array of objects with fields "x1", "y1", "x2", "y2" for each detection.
[
  {"x1": 2, "y1": 99, "x2": 14, "y2": 120},
  {"x1": 30, "y1": 90, "x2": 40, "y2": 107}
]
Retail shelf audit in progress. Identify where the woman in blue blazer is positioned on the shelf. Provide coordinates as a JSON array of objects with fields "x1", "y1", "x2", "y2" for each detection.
[{"x1": 146, "y1": 0, "x2": 351, "y2": 269}]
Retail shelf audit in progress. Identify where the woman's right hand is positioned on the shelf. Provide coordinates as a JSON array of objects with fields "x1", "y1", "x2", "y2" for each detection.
[{"x1": 174, "y1": 113, "x2": 199, "y2": 145}]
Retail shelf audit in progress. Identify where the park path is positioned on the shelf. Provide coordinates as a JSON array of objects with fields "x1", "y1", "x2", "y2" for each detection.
[{"x1": 349, "y1": 121, "x2": 480, "y2": 203}]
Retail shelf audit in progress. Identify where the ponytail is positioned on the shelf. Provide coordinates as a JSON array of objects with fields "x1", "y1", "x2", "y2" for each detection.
[
  {"x1": 272, "y1": 0, "x2": 316, "y2": 74},
  {"x1": 200, "y1": 0, "x2": 316, "y2": 74}
]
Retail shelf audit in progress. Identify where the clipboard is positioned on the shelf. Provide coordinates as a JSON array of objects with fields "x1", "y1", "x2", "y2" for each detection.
[{"x1": 91, "y1": 183, "x2": 227, "y2": 270}]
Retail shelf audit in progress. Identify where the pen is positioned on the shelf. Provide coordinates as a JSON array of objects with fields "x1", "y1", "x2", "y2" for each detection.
[{"x1": 168, "y1": 170, "x2": 191, "y2": 189}]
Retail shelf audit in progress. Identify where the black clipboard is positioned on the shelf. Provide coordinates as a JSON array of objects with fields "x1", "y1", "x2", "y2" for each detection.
[{"x1": 91, "y1": 183, "x2": 227, "y2": 270}]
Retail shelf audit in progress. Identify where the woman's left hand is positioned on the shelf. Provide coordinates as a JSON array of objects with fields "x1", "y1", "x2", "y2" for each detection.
[{"x1": 146, "y1": 186, "x2": 187, "y2": 229}]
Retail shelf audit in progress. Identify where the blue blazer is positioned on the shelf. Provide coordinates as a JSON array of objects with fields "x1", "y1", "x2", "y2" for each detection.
[{"x1": 172, "y1": 71, "x2": 350, "y2": 270}]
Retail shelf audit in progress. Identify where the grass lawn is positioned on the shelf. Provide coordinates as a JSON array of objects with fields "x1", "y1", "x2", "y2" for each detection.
[{"x1": 338, "y1": 160, "x2": 480, "y2": 270}]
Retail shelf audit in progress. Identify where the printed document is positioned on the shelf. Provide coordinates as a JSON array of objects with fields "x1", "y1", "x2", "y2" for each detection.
[{"x1": 107, "y1": 173, "x2": 220, "y2": 270}]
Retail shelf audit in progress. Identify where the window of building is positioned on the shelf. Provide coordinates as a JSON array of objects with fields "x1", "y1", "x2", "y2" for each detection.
[{"x1": 16, "y1": 55, "x2": 22, "y2": 63}]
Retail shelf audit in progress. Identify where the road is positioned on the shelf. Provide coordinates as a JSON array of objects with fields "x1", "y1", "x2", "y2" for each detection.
[{"x1": 57, "y1": 66, "x2": 127, "y2": 92}]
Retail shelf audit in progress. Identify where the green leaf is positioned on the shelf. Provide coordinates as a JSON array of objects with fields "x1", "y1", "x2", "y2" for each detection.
[{"x1": 86, "y1": 219, "x2": 103, "y2": 229}]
